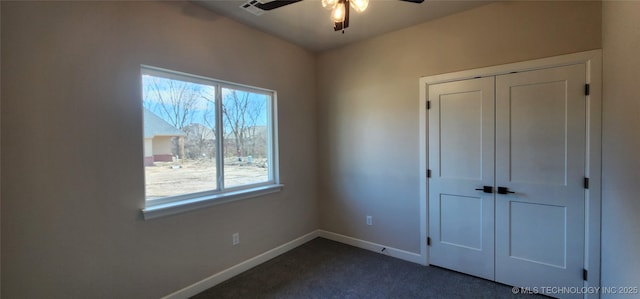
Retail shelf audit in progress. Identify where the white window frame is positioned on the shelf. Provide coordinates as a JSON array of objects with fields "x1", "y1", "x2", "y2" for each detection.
[{"x1": 140, "y1": 65, "x2": 282, "y2": 220}]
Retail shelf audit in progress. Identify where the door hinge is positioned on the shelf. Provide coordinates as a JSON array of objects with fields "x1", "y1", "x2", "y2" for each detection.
[
  {"x1": 585, "y1": 84, "x2": 590, "y2": 96},
  {"x1": 583, "y1": 269, "x2": 588, "y2": 281},
  {"x1": 427, "y1": 169, "x2": 432, "y2": 178},
  {"x1": 584, "y1": 177, "x2": 589, "y2": 189},
  {"x1": 427, "y1": 237, "x2": 431, "y2": 246},
  {"x1": 426, "y1": 101, "x2": 431, "y2": 110}
]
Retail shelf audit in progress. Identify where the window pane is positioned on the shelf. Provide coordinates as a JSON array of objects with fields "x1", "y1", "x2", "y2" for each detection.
[
  {"x1": 221, "y1": 87, "x2": 270, "y2": 188},
  {"x1": 142, "y1": 73, "x2": 217, "y2": 200}
]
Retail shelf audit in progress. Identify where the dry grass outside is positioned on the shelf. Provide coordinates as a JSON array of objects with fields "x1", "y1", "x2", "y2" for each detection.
[{"x1": 145, "y1": 158, "x2": 268, "y2": 199}]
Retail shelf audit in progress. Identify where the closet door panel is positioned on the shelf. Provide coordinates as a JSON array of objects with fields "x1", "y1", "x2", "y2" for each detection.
[
  {"x1": 495, "y1": 64, "x2": 586, "y2": 299},
  {"x1": 428, "y1": 77, "x2": 495, "y2": 280}
]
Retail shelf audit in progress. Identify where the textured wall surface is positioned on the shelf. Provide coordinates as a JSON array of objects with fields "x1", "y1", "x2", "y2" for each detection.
[
  {"x1": 1, "y1": 2, "x2": 317, "y2": 298},
  {"x1": 601, "y1": 1, "x2": 640, "y2": 297}
]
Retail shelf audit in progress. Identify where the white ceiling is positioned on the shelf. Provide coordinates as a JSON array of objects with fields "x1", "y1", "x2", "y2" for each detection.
[{"x1": 193, "y1": 0, "x2": 493, "y2": 52}]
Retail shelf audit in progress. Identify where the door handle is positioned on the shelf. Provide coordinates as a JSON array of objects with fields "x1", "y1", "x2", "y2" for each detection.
[
  {"x1": 475, "y1": 186, "x2": 494, "y2": 193},
  {"x1": 497, "y1": 187, "x2": 515, "y2": 194}
]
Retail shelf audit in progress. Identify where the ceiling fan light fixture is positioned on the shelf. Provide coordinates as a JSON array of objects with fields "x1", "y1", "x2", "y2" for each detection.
[
  {"x1": 331, "y1": 2, "x2": 346, "y2": 23},
  {"x1": 322, "y1": 0, "x2": 337, "y2": 9},
  {"x1": 349, "y1": 0, "x2": 369, "y2": 13}
]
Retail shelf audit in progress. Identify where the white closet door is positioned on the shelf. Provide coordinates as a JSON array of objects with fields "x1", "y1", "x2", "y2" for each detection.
[
  {"x1": 494, "y1": 64, "x2": 586, "y2": 299},
  {"x1": 428, "y1": 77, "x2": 495, "y2": 280}
]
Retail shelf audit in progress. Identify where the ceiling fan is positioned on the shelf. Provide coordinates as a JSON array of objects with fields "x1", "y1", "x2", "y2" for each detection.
[{"x1": 241, "y1": 0, "x2": 425, "y2": 33}]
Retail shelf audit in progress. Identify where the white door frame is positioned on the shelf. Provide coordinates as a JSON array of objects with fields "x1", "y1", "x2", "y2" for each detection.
[{"x1": 418, "y1": 49, "x2": 602, "y2": 296}]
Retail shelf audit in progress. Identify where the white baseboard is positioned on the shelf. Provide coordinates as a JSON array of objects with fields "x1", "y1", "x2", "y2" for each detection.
[
  {"x1": 318, "y1": 230, "x2": 425, "y2": 265},
  {"x1": 162, "y1": 230, "x2": 320, "y2": 299},
  {"x1": 163, "y1": 229, "x2": 426, "y2": 298}
]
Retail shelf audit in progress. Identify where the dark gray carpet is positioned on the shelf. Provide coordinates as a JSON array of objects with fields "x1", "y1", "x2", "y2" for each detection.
[{"x1": 192, "y1": 237, "x2": 547, "y2": 299}]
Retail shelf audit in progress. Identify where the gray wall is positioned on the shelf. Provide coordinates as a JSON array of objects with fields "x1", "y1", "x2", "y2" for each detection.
[
  {"x1": 3, "y1": 0, "x2": 640, "y2": 298},
  {"x1": 317, "y1": 1, "x2": 602, "y2": 253},
  {"x1": 601, "y1": 1, "x2": 640, "y2": 297},
  {"x1": 0, "y1": 2, "x2": 2, "y2": 294},
  {"x1": 1, "y1": 2, "x2": 317, "y2": 298}
]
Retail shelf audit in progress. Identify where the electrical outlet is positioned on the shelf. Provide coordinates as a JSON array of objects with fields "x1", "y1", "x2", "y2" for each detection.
[
  {"x1": 232, "y1": 233, "x2": 240, "y2": 245},
  {"x1": 366, "y1": 215, "x2": 372, "y2": 226}
]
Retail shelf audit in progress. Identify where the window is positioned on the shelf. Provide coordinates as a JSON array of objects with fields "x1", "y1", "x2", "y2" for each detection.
[{"x1": 141, "y1": 66, "x2": 281, "y2": 219}]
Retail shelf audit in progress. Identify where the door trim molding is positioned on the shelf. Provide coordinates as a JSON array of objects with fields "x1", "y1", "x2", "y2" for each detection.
[{"x1": 418, "y1": 49, "x2": 602, "y2": 297}]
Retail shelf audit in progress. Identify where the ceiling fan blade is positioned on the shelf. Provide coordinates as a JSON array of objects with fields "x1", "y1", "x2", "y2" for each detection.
[
  {"x1": 399, "y1": 0, "x2": 425, "y2": 3},
  {"x1": 254, "y1": 0, "x2": 304, "y2": 11}
]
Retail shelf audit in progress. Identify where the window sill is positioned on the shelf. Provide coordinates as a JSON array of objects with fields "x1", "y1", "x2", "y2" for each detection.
[{"x1": 141, "y1": 184, "x2": 284, "y2": 220}]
